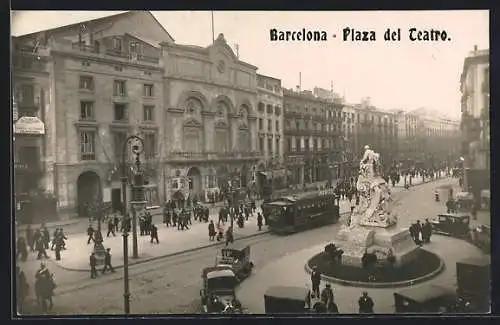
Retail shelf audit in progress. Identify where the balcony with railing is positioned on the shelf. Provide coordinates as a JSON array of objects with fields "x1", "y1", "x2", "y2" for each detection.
[
  {"x1": 284, "y1": 111, "x2": 304, "y2": 119},
  {"x1": 12, "y1": 51, "x2": 48, "y2": 72},
  {"x1": 50, "y1": 41, "x2": 162, "y2": 66},
  {"x1": 167, "y1": 151, "x2": 262, "y2": 163}
]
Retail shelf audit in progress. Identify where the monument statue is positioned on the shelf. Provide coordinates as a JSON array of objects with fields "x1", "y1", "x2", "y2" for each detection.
[
  {"x1": 350, "y1": 145, "x2": 397, "y2": 228},
  {"x1": 336, "y1": 145, "x2": 418, "y2": 268}
]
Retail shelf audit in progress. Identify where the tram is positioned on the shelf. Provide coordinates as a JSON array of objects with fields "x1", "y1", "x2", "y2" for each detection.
[{"x1": 262, "y1": 189, "x2": 340, "y2": 234}]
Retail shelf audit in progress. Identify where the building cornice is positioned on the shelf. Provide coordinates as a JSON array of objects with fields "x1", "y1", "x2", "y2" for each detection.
[
  {"x1": 51, "y1": 50, "x2": 164, "y2": 72},
  {"x1": 166, "y1": 75, "x2": 258, "y2": 96}
]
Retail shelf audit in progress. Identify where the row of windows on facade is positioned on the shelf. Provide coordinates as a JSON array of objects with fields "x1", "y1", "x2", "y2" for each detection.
[
  {"x1": 257, "y1": 103, "x2": 282, "y2": 116},
  {"x1": 285, "y1": 138, "x2": 342, "y2": 153},
  {"x1": 14, "y1": 84, "x2": 36, "y2": 105},
  {"x1": 79, "y1": 131, "x2": 156, "y2": 161},
  {"x1": 257, "y1": 138, "x2": 281, "y2": 156},
  {"x1": 258, "y1": 118, "x2": 280, "y2": 133},
  {"x1": 80, "y1": 101, "x2": 155, "y2": 122},
  {"x1": 80, "y1": 76, "x2": 155, "y2": 97},
  {"x1": 284, "y1": 103, "x2": 329, "y2": 116}
]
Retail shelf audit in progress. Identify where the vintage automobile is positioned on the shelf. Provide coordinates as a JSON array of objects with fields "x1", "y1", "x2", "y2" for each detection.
[
  {"x1": 430, "y1": 213, "x2": 471, "y2": 238},
  {"x1": 200, "y1": 266, "x2": 242, "y2": 313},
  {"x1": 455, "y1": 192, "x2": 474, "y2": 212},
  {"x1": 215, "y1": 243, "x2": 254, "y2": 281},
  {"x1": 394, "y1": 285, "x2": 457, "y2": 313},
  {"x1": 480, "y1": 189, "x2": 490, "y2": 210},
  {"x1": 469, "y1": 224, "x2": 491, "y2": 253},
  {"x1": 264, "y1": 286, "x2": 325, "y2": 313}
]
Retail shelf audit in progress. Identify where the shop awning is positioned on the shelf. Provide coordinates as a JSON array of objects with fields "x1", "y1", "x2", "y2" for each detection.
[{"x1": 14, "y1": 117, "x2": 45, "y2": 135}]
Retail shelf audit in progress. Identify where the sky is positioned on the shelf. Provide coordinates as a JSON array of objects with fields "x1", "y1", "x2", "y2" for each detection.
[{"x1": 11, "y1": 10, "x2": 489, "y2": 119}]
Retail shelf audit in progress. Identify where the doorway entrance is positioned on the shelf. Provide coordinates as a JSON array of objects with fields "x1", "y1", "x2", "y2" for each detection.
[
  {"x1": 77, "y1": 171, "x2": 102, "y2": 218},
  {"x1": 111, "y1": 188, "x2": 122, "y2": 214}
]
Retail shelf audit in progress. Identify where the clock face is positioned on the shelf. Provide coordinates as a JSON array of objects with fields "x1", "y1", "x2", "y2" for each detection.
[{"x1": 217, "y1": 60, "x2": 225, "y2": 73}]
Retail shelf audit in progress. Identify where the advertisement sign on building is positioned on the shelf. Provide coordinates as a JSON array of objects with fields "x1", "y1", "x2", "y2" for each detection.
[
  {"x1": 12, "y1": 90, "x2": 18, "y2": 122},
  {"x1": 14, "y1": 116, "x2": 45, "y2": 135}
]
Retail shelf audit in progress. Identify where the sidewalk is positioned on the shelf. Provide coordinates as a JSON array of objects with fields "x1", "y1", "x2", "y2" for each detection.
[
  {"x1": 17, "y1": 201, "x2": 238, "y2": 236},
  {"x1": 48, "y1": 200, "x2": 352, "y2": 272}
]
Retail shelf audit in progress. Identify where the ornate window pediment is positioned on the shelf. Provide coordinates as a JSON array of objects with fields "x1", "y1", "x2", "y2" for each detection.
[
  {"x1": 184, "y1": 118, "x2": 202, "y2": 128},
  {"x1": 214, "y1": 119, "x2": 228, "y2": 129}
]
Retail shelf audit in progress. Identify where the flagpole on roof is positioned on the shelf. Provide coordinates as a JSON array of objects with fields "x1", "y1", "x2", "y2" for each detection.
[{"x1": 211, "y1": 11, "x2": 215, "y2": 44}]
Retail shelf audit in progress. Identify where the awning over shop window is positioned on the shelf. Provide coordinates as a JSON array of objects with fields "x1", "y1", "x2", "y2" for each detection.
[{"x1": 14, "y1": 117, "x2": 45, "y2": 135}]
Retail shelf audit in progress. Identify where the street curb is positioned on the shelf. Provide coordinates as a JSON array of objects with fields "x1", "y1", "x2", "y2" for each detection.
[
  {"x1": 304, "y1": 250, "x2": 445, "y2": 289},
  {"x1": 47, "y1": 179, "x2": 450, "y2": 273},
  {"x1": 49, "y1": 210, "x2": 351, "y2": 273},
  {"x1": 48, "y1": 230, "x2": 271, "y2": 273},
  {"x1": 17, "y1": 219, "x2": 82, "y2": 231}
]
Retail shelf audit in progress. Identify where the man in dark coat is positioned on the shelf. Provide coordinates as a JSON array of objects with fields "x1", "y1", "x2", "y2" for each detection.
[
  {"x1": 113, "y1": 214, "x2": 120, "y2": 232},
  {"x1": 87, "y1": 225, "x2": 95, "y2": 244},
  {"x1": 26, "y1": 225, "x2": 34, "y2": 252},
  {"x1": 102, "y1": 248, "x2": 115, "y2": 274},
  {"x1": 257, "y1": 213, "x2": 263, "y2": 231},
  {"x1": 150, "y1": 224, "x2": 159, "y2": 244},
  {"x1": 89, "y1": 252, "x2": 98, "y2": 278},
  {"x1": 107, "y1": 218, "x2": 116, "y2": 237},
  {"x1": 225, "y1": 226, "x2": 234, "y2": 247},
  {"x1": 36, "y1": 236, "x2": 49, "y2": 260},
  {"x1": 16, "y1": 266, "x2": 29, "y2": 314},
  {"x1": 311, "y1": 266, "x2": 321, "y2": 298},
  {"x1": 409, "y1": 222, "x2": 417, "y2": 243},
  {"x1": 16, "y1": 236, "x2": 28, "y2": 261},
  {"x1": 208, "y1": 220, "x2": 216, "y2": 241},
  {"x1": 358, "y1": 291, "x2": 374, "y2": 313},
  {"x1": 422, "y1": 219, "x2": 432, "y2": 243},
  {"x1": 42, "y1": 226, "x2": 50, "y2": 250},
  {"x1": 415, "y1": 220, "x2": 423, "y2": 246}
]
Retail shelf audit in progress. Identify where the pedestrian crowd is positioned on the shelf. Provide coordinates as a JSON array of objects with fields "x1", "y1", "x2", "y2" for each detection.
[{"x1": 15, "y1": 224, "x2": 67, "y2": 314}]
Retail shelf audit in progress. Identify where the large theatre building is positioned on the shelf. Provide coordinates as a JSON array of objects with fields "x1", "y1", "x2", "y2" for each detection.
[{"x1": 162, "y1": 33, "x2": 261, "y2": 204}]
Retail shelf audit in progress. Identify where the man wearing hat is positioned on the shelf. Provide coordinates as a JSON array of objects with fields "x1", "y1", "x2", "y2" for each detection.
[
  {"x1": 321, "y1": 283, "x2": 337, "y2": 312},
  {"x1": 358, "y1": 291, "x2": 374, "y2": 313},
  {"x1": 310, "y1": 266, "x2": 321, "y2": 298},
  {"x1": 102, "y1": 248, "x2": 115, "y2": 274}
]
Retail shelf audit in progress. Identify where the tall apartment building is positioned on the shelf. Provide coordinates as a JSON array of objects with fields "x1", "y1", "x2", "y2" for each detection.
[
  {"x1": 256, "y1": 74, "x2": 284, "y2": 189},
  {"x1": 353, "y1": 103, "x2": 398, "y2": 170},
  {"x1": 411, "y1": 108, "x2": 461, "y2": 168},
  {"x1": 459, "y1": 46, "x2": 490, "y2": 195},
  {"x1": 283, "y1": 89, "x2": 332, "y2": 186},
  {"x1": 13, "y1": 11, "x2": 263, "y2": 221}
]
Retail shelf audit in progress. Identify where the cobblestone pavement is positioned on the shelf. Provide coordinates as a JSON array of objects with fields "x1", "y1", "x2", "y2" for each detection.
[{"x1": 17, "y1": 177, "x2": 461, "y2": 315}]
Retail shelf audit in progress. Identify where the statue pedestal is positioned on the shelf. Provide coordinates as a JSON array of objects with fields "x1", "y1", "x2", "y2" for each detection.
[{"x1": 337, "y1": 225, "x2": 419, "y2": 268}]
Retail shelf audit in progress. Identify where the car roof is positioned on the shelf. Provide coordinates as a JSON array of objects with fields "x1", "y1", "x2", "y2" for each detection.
[
  {"x1": 264, "y1": 286, "x2": 309, "y2": 300},
  {"x1": 394, "y1": 285, "x2": 454, "y2": 302},
  {"x1": 437, "y1": 213, "x2": 470, "y2": 219},
  {"x1": 202, "y1": 266, "x2": 234, "y2": 278},
  {"x1": 457, "y1": 256, "x2": 490, "y2": 267},
  {"x1": 222, "y1": 242, "x2": 249, "y2": 251}
]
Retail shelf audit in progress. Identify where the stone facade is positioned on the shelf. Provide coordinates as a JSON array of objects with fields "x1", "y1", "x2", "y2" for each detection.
[
  {"x1": 162, "y1": 34, "x2": 262, "y2": 202},
  {"x1": 13, "y1": 11, "x2": 173, "y2": 217}
]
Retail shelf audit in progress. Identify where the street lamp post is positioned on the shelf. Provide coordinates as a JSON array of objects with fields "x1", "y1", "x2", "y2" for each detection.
[
  {"x1": 459, "y1": 156, "x2": 468, "y2": 192},
  {"x1": 120, "y1": 134, "x2": 144, "y2": 314}
]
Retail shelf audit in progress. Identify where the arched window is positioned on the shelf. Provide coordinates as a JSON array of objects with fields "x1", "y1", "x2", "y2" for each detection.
[
  {"x1": 238, "y1": 104, "x2": 251, "y2": 151},
  {"x1": 214, "y1": 101, "x2": 230, "y2": 152}
]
